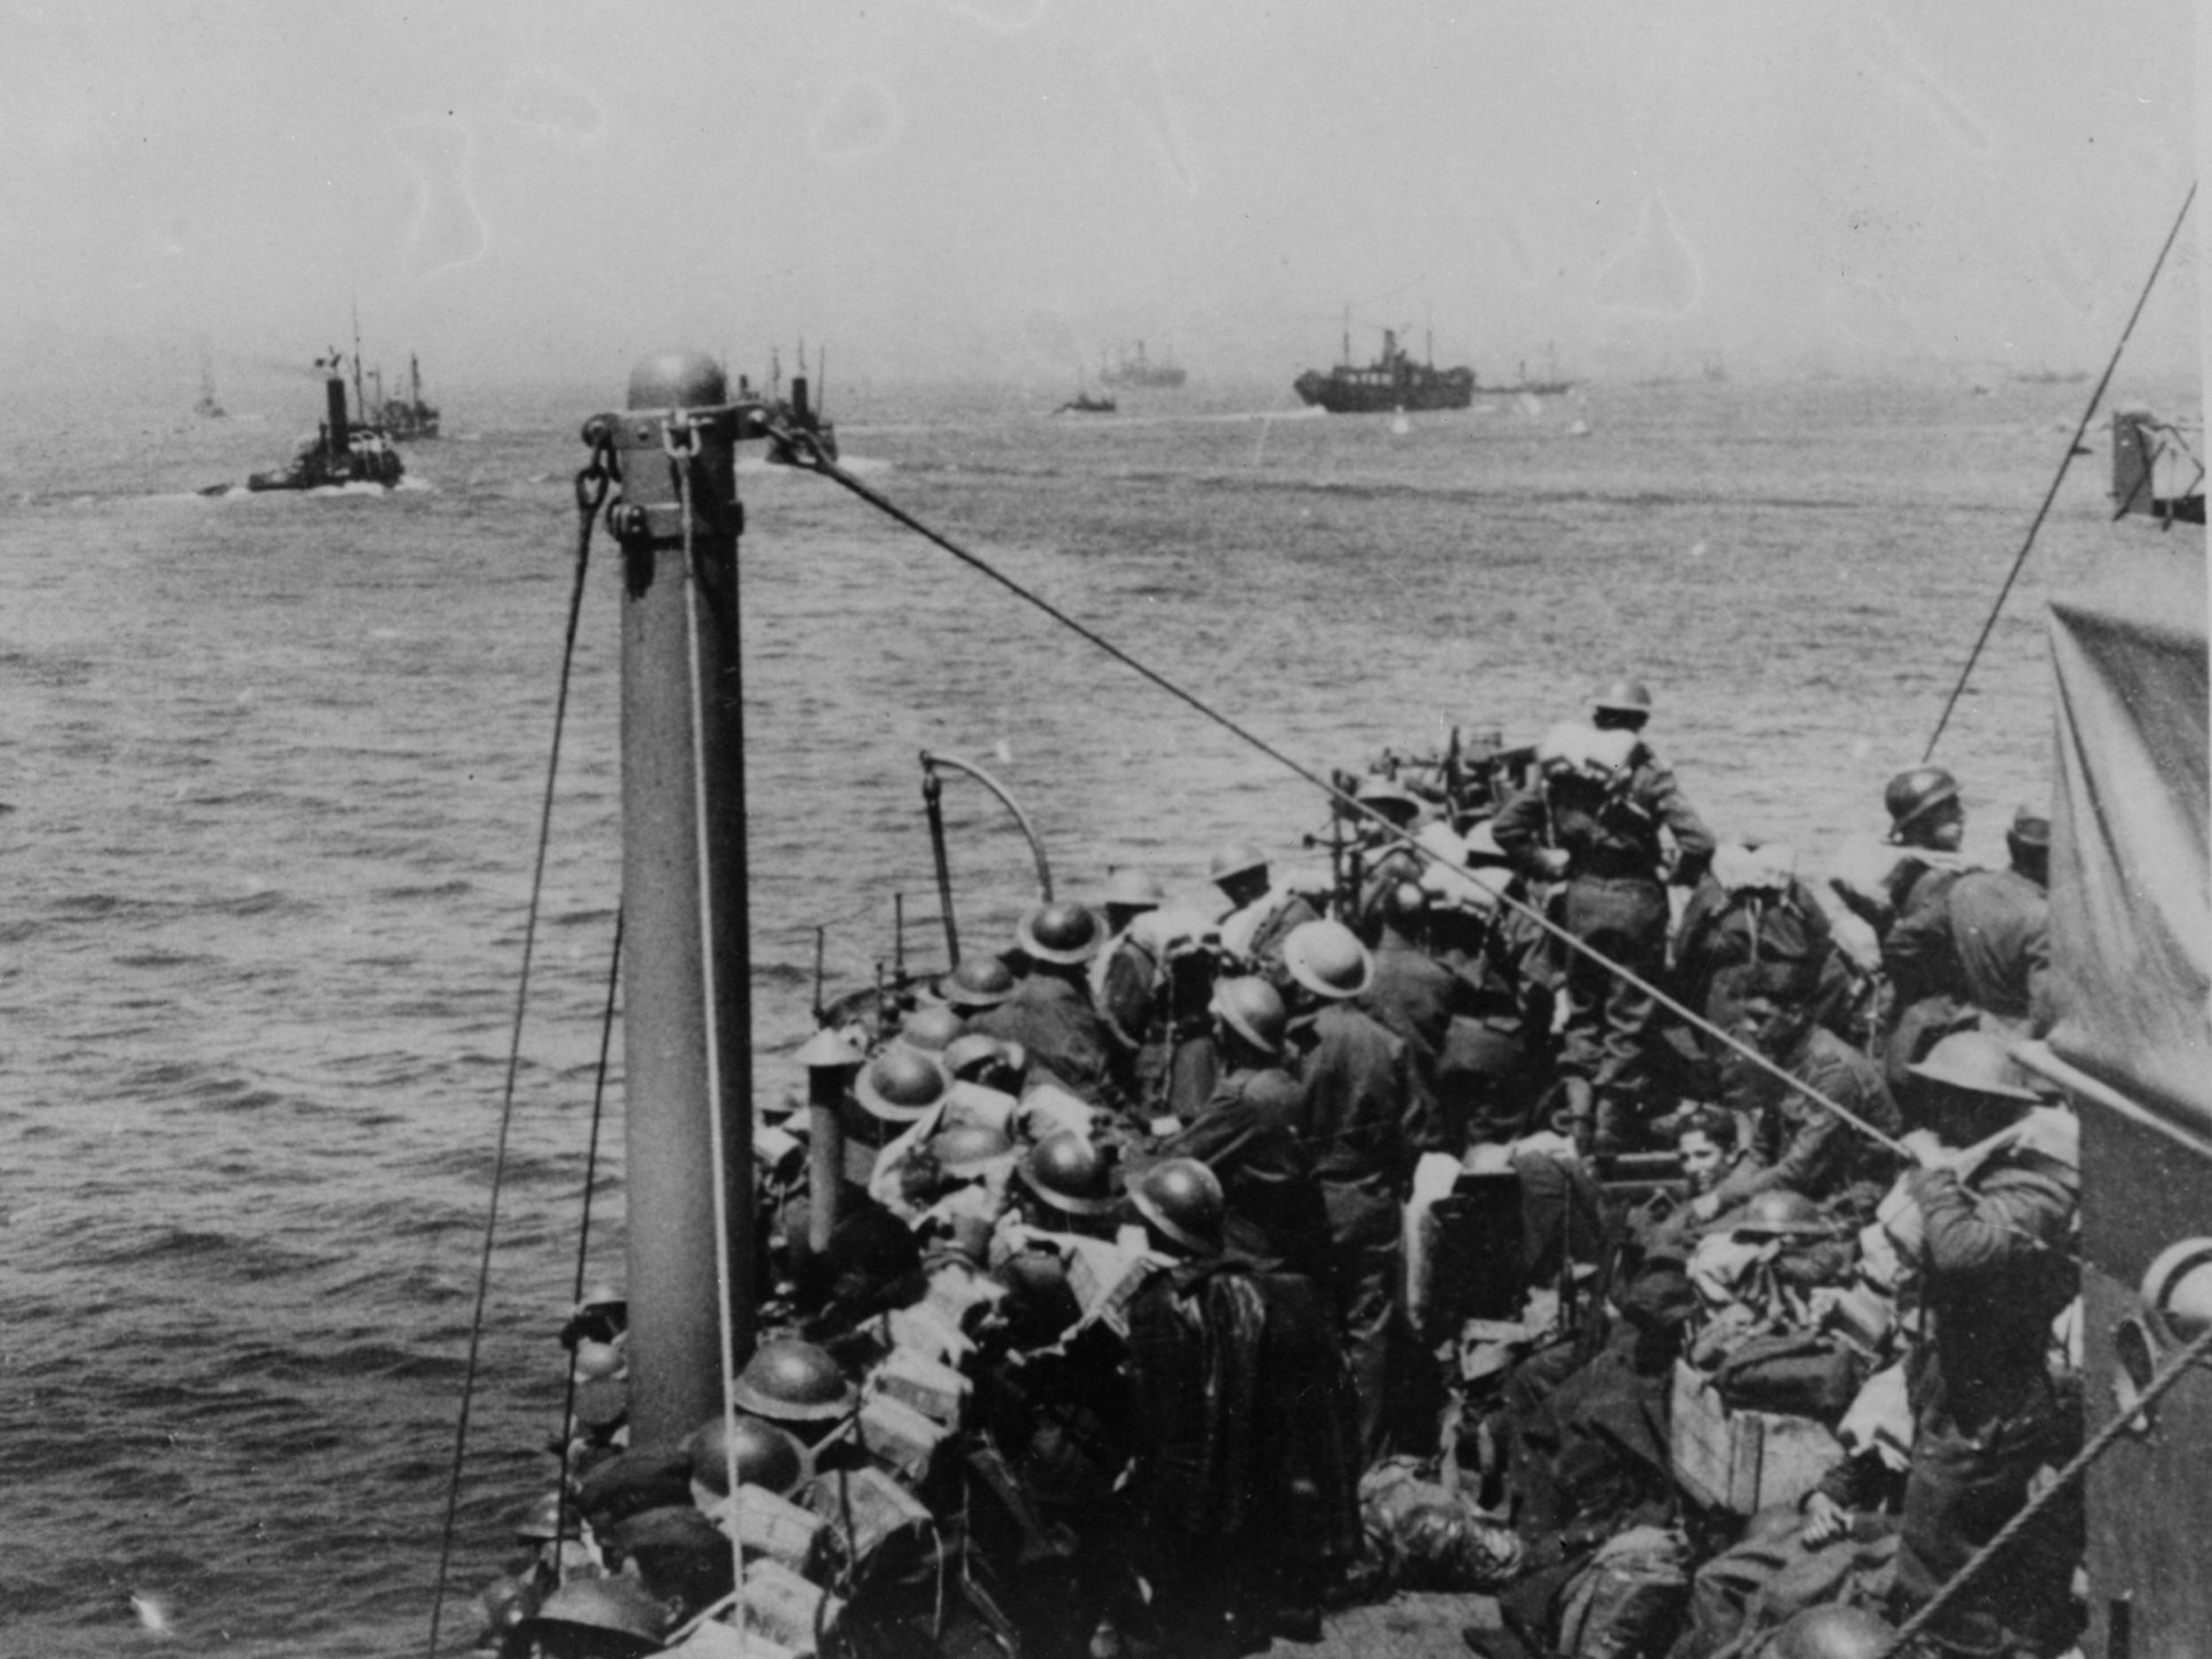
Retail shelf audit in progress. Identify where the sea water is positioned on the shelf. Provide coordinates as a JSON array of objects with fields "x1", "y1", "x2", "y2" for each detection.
[{"x1": 0, "y1": 370, "x2": 2195, "y2": 1655}]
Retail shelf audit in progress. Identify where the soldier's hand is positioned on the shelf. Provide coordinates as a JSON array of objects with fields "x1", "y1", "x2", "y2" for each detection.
[
  {"x1": 1899, "y1": 1128, "x2": 1948, "y2": 1170},
  {"x1": 1800, "y1": 1491, "x2": 1850, "y2": 1547}
]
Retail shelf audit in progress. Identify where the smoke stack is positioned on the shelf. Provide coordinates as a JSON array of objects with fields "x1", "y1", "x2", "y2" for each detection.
[{"x1": 325, "y1": 367, "x2": 350, "y2": 455}]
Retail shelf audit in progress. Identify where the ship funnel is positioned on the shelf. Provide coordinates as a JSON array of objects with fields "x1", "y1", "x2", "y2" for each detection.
[
  {"x1": 325, "y1": 365, "x2": 349, "y2": 453},
  {"x1": 791, "y1": 374, "x2": 812, "y2": 425}
]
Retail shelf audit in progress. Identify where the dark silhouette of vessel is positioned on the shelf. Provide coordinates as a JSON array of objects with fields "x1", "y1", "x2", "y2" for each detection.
[
  {"x1": 371, "y1": 354, "x2": 441, "y2": 441},
  {"x1": 1294, "y1": 319, "x2": 1474, "y2": 413}
]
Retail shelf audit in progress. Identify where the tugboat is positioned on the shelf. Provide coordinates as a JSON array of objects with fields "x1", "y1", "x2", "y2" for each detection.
[
  {"x1": 225, "y1": 351, "x2": 403, "y2": 492},
  {"x1": 1099, "y1": 340, "x2": 1186, "y2": 389},
  {"x1": 373, "y1": 353, "x2": 442, "y2": 442},
  {"x1": 1055, "y1": 388, "x2": 1117, "y2": 415},
  {"x1": 1294, "y1": 316, "x2": 1476, "y2": 413}
]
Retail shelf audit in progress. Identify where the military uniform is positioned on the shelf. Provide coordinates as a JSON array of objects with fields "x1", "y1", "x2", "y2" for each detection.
[
  {"x1": 1712, "y1": 1025, "x2": 1902, "y2": 1211},
  {"x1": 1492, "y1": 758, "x2": 1713, "y2": 1111},
  {"x1": 1285, "y1": 1000, "x2": 1440, "y2": 1458},
  {"x1": 972, "y1": 972, "x2": 1132, "y2": 1116},
  {"x1": 1943, "y1": 865, "x2": 2052, "y2": 1036},
  {"x1": 1893, "y1": 1141, "x2": 2080, "y2": 1656},
  {"x1": 1160, "y1": 1065, "x2": 1332, "y2": 1282},
  {"x1": 1219, "y1": 886, "x2": 1323, "y2": 981},
  {"x1": 1093, "y1": 910, "x2": 1220, "y2": 1123}
]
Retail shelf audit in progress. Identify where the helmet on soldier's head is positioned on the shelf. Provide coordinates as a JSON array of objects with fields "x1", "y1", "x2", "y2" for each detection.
[
  {"x1": 1355, "y1": 774, "x2": 1422, "y2": 823},
  {"x1": 1016, "y1": 902, "x2": 1104, "y2": 965},
  {"x1": 1884, "y1": 765, "x2": 1960, "y2": 834},
  {"x1": 1281, "y1": 918, "x2": 1374, "y2": 1001},
  {"x1": 853, "y1": 1046, "x2": 949, "y2": 1122},
  {"x1": 686, "y1": 1412, "x2": 809, "y2": 1499},
  {"x1": 1764, "y1": 1603, "x2": 1897, "y2": 1659},
  {"x1": 899, "y1": 1004, "x2": 966, "y2": 1055},
  {"x1": 940, "y1": 956, "x2": 1016, "y2": 1010},
  {"x1": 1209, "y1": 842, "x2": 1269, "y2": 887},
  {"x1": 1130, "y1": 1158, "x2": 1225, "y2": 1256},
  {"x1": 928, "y1": 1121, "x2": 1014, "y2": 1177},
  {"x1": 514, "y1": 1577, "x2": 671, "y2": 1655},
  {"x1": 1210, "y1": 975, "x2": 1287, "y2": 1056},
  {"x1": 941, "y1": 1032, "x2": 1017, "y2": 1082},
  {"x1": 1732, "y1": 1188, "x2": 1832, "y2": 1239},
  {"x1": 1102, "y1": 868, "x2": 1166, "y2": 913},
  {"x1": 1908, "y1": 1030, "x2": 2039, "y2": 1102},
  {"x1": 1590, "y1": 679, "x2": 1655, "y2": 719},
  {"x1": 2006, "y1": 807, "x2": 2051, "y2": 857},
  {"x1": 729, "y1": 1338, "x2": 856, "y2": 1425},
  {"x1": 1017, "y1": 1132, "x2": 1119, "y2": 1217}
]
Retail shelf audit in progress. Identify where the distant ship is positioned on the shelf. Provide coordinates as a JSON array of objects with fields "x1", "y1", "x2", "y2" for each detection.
[
  {"x1": 1486, "y1": 346, "x2": 1575, "y2": 397},
  {"x1": 1294, "y1": 321, "x2": 1475, "y2": 413},
  {"x1": 737, "y1": 343, "x2": 839, "y2": 463},
  {"x1": 1100, "y1": 341, "x2": 1186, "y2": 389},
  {"x1": 370, "y1": 354, "x2": 441, "y2": 441},
  {"x1": 1056, "y1": 389, "x2": 1118, "y2": 415},
  {"x1": 194, "y1": 348, "x2": 226, "y2": 419},
  {"x1": 198, "y1": 349, "x2": 403, "y2": 493}
]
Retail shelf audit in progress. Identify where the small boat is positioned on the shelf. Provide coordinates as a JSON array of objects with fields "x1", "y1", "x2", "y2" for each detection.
[
  {"x1": 739, "y1": 342, "x2": 840, "y2": 462},
  {"x1": 202, "y1": 350, "x2": 403, "y2": 493},
  {"x1": 1294, "y1": 314, "x2": 1475, "y2": 413},
  {"x1": 1055, "y1": 389, "x2": 1117, "y2": 415}
]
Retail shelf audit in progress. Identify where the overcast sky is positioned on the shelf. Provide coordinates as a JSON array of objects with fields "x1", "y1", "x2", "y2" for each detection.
[{"x1": 0, "y1": 1, "x2": 2200, "y2": 391}]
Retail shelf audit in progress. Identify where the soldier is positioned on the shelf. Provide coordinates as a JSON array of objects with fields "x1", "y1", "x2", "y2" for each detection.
[
  {"x1": 972, "y1": 902, "x2": 1133, "y2": 1116},
  {"x1": 1159, "y1": 976, "x2": 1332, "y2": 1279},
  {"x1": 1094, "y1": 873, "x2": 1223, "y2": 1126},
  {"x1": 1588, "y1": 677, "x2": 1655, "y2": 748},
  {"x1": 1210, "y1": 841, "x2": 1323, "y2": 981},
  {"x1": 1279, "y1": 918, "x2": 1442, "y2": 1460},
  {"x1": 1937, "y1": 808, "x2": 2053, "y2": 1040},
  {"x1": 1121, "y1": 1159, "x2": 1363, "y2": 1652},
  {"x1": 1697, "y1": 956, "x2": 1901, "y2": 1221},
  {"x1": 1348, "y1": 773, "x2": 1427, "y2": 926},
  {"x1": 1491, "y1": 720, "x2": 1715, "y2": 1152},
  {"x1": 1888, "y1": 1032, "x2": 2081, "y2": 1658},
  {"x1": 1426, "y1": 823, "x2": 1557, "y2": 1150},
  {"x1": 1357, "y1": 879, "x2": 1457, "y2": 1080},
  {"x1": 1859, "y1": 769, "x2": 1985, "y2": 1099}
]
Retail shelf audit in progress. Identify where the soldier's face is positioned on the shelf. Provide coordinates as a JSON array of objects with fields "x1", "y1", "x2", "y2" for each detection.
[
  {"x1": 1679, "y1": 1131, "x2": 1725, "y2": 1192},
  {"x1": 1921, "y1": 799, "x2": 1965, "y2": 851}
]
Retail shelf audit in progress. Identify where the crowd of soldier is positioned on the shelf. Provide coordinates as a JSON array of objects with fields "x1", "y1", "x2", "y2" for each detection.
[{"x1": 483, "y1": 680, "x2": 2081, "y2": 1659}]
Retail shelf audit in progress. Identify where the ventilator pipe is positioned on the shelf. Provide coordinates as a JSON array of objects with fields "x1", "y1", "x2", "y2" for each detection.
[
  {"x1": 919, "y1": 750, "x2": 1055, "y2": 902},
  {"x1": 798, "y1": 1026, "x2": 864, "y2": 1256}
]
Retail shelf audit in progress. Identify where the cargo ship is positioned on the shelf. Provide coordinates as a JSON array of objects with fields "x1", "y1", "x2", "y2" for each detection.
[{"x1": 1294, "y1": 321, "x2": 1475, "y2": 413}]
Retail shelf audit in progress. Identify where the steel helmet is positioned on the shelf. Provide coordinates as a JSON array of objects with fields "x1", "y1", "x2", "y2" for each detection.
[
  {"x1": 1763, "y1": 1603, "x2": 1897, "y2": 1659},
  {"x1": 1102, "y1": 868, "x2": 1167, "y2": 912},
  {"x1": 512, "y1": 1490, "x2": 581, "y2": 1541},
  {"x1": 512, "y1": 1577, "x2": 671, "y2": 1655},
  {"x1": 941, "y1": 1032, "x2": 1023, "y2": 1086},
  {"x1": 1209, "y1": 841, "x2": 1269, "y2": 886},
  {"x1": 928, "y1": 1121, "x2": 1014, "y2": 1177},
  {"x1": 853, "y1": 1046, "x2": 950, "y2": 1122},
  {"x1": 1016, "y1": 1131, "x2": 1119, "y2": 1217},
  {"x1": 1209, "y1": 975, "x2": 1288, "y2": 1056},
  {"x1": 2006, "y1": 807, "x2": 2051, "y2": 854},
  {"x1": 1356, "y1": 774, "x2": 1423, "y2": 821},
  {"x1": 1281, "y1": 918, "x2": 1374, "y2": 1000},
  {"x1": 1884, "y1": 765, "x2": 1960, "y2": 833},
  {"x1": 686, "y1": 1410, "x2": 809, "y2": 1497},
  {"x1": 1908, "y1": 1030, "x2": 2039, "y2": 1102},
  {"x1": 1017, "y1": 901, "x2": 1104, "y2": 965},
  {"x1": 1590, "y1": 678, "x2": 1655, "y2": 718},
  {"x1": 1130, "y1": 1158, "x2": 1225, "y2": 1255},
  {"x1": 940, "y1": 955, "x2": 1017, "y2": 1010},
  {"x1": 1732, "y1": 1188, "x2": 1832, "y2": 1239},
  {"x1": 899, "y1": 1003, "x2": 967, "y2": 1055},
  {"x1": 729, "y1": 1337, "x2": 856, "y2": 1424}
]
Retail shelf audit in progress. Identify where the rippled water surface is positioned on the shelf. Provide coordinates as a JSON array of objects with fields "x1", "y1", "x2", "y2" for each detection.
[{"x1": 0, "y1": 369, "x2": 2196, "y2": 1655}]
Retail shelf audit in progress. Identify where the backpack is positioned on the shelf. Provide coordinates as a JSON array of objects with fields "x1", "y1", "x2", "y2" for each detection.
[
  {"x1": 1553, "y1": 1524, "x2": 1693, "y2": 1659},
  {"x1": 1711, "y1": 1331, "x2": 1865, "y2": 1426}
]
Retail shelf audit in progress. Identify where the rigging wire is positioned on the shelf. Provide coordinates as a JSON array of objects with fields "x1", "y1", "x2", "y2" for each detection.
[
  {"x1": 549, "y1": 903, "x2": 624, "y2": 1577},
  {"x1": 425, "y1": 452, "x2": 610, "y2": 1659},
  {"x1": 1922, "y1": 180, "x2": 2195, "y2": 763}
]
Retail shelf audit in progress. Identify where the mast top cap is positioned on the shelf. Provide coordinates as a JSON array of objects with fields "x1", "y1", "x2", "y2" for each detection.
[{"x1": 627, "y1": 352, "x2": 726, "y2": 411}]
